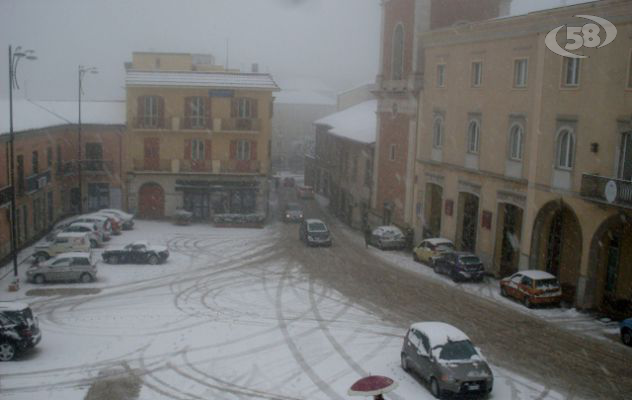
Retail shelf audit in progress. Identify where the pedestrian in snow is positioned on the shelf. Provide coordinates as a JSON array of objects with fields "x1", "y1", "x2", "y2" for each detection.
[{"x1": 364, "y1": 226, "x2": 372, "y2": 248}]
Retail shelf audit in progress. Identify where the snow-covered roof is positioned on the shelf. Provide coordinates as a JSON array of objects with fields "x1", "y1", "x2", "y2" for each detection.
[
  {"x1": 0, "y1": 99, "x2": 125, "y2": 136},
  {"x1": 519, "y1": 270, "x2": 558, "y2": 280},
  {"x1": 68, "y1": 222, "x2": 97, "y2": 230},
  {"x1": 314, "y1": 100, "x2": 377, "y2": 144},
  {"x1": 126, "y1": 71, "x2": 279, "y2": 91},
  {"x1": 0, "y1": 302, "x2": 30, "y2": 311},
  {"x1": 373, "y1": 226, "x2": 403, "y2": 236},
  {"x1": 411, "y1": 322, "x2": 469, "y2": 346},
  {"x1": 424, "y1": 238, "x2": 454, "y2": 246}
]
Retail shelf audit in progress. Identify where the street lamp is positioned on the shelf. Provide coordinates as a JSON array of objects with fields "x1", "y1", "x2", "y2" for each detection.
[
  {"x1": 77, "y1": 65, "x2": 98, "y2": 214},
  {"x1": 8, "y1": 45, "x2": 36, "y2": 288}
]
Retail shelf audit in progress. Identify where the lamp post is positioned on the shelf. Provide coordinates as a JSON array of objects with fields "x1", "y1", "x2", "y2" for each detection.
[
  {"x1": 8, "y1": 45, "x2": 36, "y2": 288},
  {"x1": 77, "y1": 65, "x2": 98, "y2": 214}
]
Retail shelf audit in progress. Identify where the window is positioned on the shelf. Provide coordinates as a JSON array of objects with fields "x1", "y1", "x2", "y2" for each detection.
[
  {"x1": 185, "y1": 96, "x2": 208, "y2": 129},
  {"x1": 467, "y1": 120, "x2": 480, "y2": 154},
  {"x1": 85, "y1": 143, "x2": 103, "y2": 171},
  {"x1": 392, "y1": 24, "x2": 404, "y2": 80},
  {"x1": 562, "y1": 57, "x2": 581, "y2": 87},
  {"x1": 233, "y1": 98, "x2": 257, "y2": 118},
  {"x1": 32, "y1": 151, "x2": 39, "y2": 174},
  {"x1": 556, "y1": 128, "x2": 575, "y2": 169},
  {"x1": 139, "y1": 95, "x2": 163, "y2": 128},
  {"x1": 436, "y1": 64, "x2": 446, "y2": 88},
  {"x1": 87, "y1": 183, "x2": 110, "y2": 211},
  {"x1": 433, "y1": 116, "x2": 444, "y2": 148},
  {"x1": 509, "y1": 124, "x2": 524, "y2": 161},
  {"x1": 364, "y1": 158, "x2": 373, "y2": 186},
  {"x1": 628, "y1": 49, "x2": 632, "y2": 88},
  {"x1": 514, "y1": 59, "x2": 528, "y2": 88},
  {"x1": 619, "y1": 131, "x2": 632, "y2": 180},
  {"x1": 191, "y1": 139, "x2": 205, "y2": 161},
  {"x1": 471, "y1": 61, "x2": 483, "y2": 87},
  {"x1": 56, "y1": 144, "x2": 62, "y2": 174},
  {"x1": 17, "y1": 155, "x2": 24, "y2": 193},
  {"x1": 389, "y1": 144, "x2": 396, "y2": 161},
  {"x1": 47, "y1": 147, "x2": 52, "y2": 168},
  {"x1": 236, "y1": 140, "x2": 251, "y2": 161}
]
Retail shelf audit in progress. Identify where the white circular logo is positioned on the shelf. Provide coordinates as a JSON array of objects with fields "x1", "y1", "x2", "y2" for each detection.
[
  {"x1": 604, "y1": 181, "x2": 617, "y2": 204},
  {"x1": 545, "y1": 15, "x2": 617, "y2": 59}
]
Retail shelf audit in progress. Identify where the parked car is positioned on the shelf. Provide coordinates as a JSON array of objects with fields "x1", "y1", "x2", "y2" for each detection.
[
  {"x1": 433, "y1": 252, "x2": 486, "y2": 282},
  {"x1": 299, "y1": 219, "x2": 332, "y2": 247},
  {"x1": 500, "y1": 270, "x2": 562, "y2": 308},
  {"x1": 401, "y1": 322, "x2": 493, "y2": 398},
  {"x1": 283, "y1": 177, "x2": 295, "y2": 187},
  {"x1": 296, "y1": 185, "x2": 315, "y2": 199},
  {"x1": 369, "y1": 226, "x2": 406, "y2": 250},
  {"x1": 91, "y1": 213, "x2": 123, "y2": 235},
  {"x1": 72, "y1": 215, "x2": 112, "y2": 241},
  {"x1": 0, "y1": 302, "x2": 41, "y2": 361},
  {"x1": 33, "y1": 232, "x2": 92, "y2": 262},
  {"x1": 62, "y1": 222, "x2": 102, "y2": 248},
  {"x1": 102, "y1": 241, "x2": 169, "y2": 265},
  {"x1": 27, "y1": 252, "x2": 98, "y2": 284},
  {"x1": 99, "y1": 208, "x2": 135, "y2": 230},
  {"x1": 621, "y1": 318, "x2": 632, "y2": 346},
  {"x1": 413, "y1": 238, "x2": 455, "y2": 266},
  {"x1": 283, "y1": 203, "x2": 304, "y2": 223}
]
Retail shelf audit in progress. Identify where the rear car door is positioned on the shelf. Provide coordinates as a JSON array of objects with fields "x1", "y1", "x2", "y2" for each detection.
[
  {"x1": 49, "y1": 257, "x2": 71, "y2": 281},
  {"x1": 519, "y1": 276, "x2": 533, "y2": 300}
]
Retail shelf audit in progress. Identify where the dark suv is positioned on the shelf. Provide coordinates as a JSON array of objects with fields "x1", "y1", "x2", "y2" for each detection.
[
  {"x1": 0, "y1": 302, "x2": 41, "y2": 361},
  {"x1": 299, "y1": 219, "x2": 332, "y2": 247}
]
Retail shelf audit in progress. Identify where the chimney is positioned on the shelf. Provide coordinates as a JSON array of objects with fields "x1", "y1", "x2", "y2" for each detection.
[{"x1": 251, "y1": 63, "x2": 259, "y2": 73}]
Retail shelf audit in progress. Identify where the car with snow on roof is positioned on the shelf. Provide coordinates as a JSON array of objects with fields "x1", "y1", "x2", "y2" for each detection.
[
  {"x1": 369, "y1": 226, "x2": 406, "y2": 250},
  {"x1": 27, "y1": 252, "x2": 97, "y2": 284},
  {"x1": 401, "y1": 322, "x2": 493, "y2": 398},
  {"x1": 102, "y1": 241, "x2": 169, "y2": 265},
  {"x1": 433, "y1": 252, "x2": 486, "y2": 283},
  {"x1": 413, "y1": 238, "x2": 455, "y2": 266},
  {"x1": 0, "y1": 302, "x2": 41, "y2": 361},
  {"x1": 33, "y1": 231, "x2": 92, "y2": 262},
  {"x1": 98, "y1": 208, "x2": 135, "y2": 230},
  {"x1": 299, "y1": 219, "x2": 332, "y2": 247},
  {"x1": 500, "y1": 270, "x2": 562, "y2": 308}
]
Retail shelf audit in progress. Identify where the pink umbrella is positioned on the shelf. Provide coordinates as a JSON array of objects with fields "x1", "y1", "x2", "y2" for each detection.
[{"x1": 348, "y1": 375, "x2": 398, "y2": 399}]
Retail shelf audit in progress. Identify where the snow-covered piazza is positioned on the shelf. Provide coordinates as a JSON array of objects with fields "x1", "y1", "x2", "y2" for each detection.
[{"x1": 1, "y1": 185, "x2": 630, "y2": 399}]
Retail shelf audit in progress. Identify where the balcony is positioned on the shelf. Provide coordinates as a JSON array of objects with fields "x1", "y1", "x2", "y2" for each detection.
[
  {"x1": 221, "y1": 118, "x2": 261, "y2": 132},
  {"x1": 132, "y1": 116, "x2": 167, "y2": 130},
  {"x1": 82, "y1": 160, "x2": 114, "y2": 174},
  {"x1": 580, "y1": 174, "x2": 632, "y2": 209},
  {"x1": 220, "y1": 160, "x2": 261, "y2": 174},
  {"x1": 26, "y1": 170, "x2": 51, "y2": 193}
]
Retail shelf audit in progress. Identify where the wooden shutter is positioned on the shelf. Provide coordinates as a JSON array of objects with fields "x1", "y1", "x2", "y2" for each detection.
[
  {"x1": 137, "y1": 96, "x2": 145, "y2": 127},
  {"x1": 229, "y1": 140, "x2": 237, "y2": 159},
  {"x1": 204, "y1": 98, "x2": 212, "y2": 129},
  {"x1": 251, "y1": 99, "x2": 258, "y2": 118},
  {"x1": 183, "y1": 97, "x2": 192, "y2": 129},
  {"x1": 157, "y1": 97, "x2": 165, "y2": 128},
  {"x1": 184, "y1": 139, "x2": 191, "y2": 160},
  {"x1": 205, "y1": 140, "x2": 212, "y2": 160},
  {"x1": 250, "y1": 141, "x2": 257, "y2": 161}
]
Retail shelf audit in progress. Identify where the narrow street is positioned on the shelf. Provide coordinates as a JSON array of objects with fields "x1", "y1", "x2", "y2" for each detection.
[{"x1": 0, "y1": 184, "x2": 630, "y2": 400}]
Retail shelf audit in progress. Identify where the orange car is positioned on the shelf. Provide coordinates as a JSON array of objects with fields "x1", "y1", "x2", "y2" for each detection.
[{"x1": 500, "y1": 270, "x2": 562, "y2": 308}]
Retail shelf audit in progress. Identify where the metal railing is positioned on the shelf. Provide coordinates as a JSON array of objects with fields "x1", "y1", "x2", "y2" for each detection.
[{"x1": 580, "y1": 173, "x2": 632, "y2": 209}]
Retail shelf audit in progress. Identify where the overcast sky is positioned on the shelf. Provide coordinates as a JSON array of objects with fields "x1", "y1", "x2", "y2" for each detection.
[{"x1": 0, "y1": 0, "x2": 590, "y2": 101}]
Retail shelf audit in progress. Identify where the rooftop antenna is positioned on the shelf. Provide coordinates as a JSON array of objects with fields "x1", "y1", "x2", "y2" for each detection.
[{"x1": 225, "y1": 38, "x2": 229, "y2": 69}]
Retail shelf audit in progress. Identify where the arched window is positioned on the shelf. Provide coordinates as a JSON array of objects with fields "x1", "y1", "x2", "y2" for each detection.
[
  {"x1": 509, "y1": 124, "x2": 524, "y2": 161},
  {"x1": 556, "y1": 128, "x2": 575, "y2": 169},
  {"x1": 392, "y1": 24, "x2": 404, "y2": 80},
  {"x1": 467, "y1": 120, "x2": 480, "y2": 154},
  {"x1": 433, "y1": 117, "x2": 444, "y2": 149}
]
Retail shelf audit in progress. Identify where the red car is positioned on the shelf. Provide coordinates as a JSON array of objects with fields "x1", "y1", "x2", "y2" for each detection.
[{"x1": 500, "y1": 270, "x2": 562, "y2": 308}]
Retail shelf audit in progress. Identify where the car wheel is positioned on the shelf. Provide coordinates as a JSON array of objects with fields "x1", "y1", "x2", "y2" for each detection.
[
  {"x1": 80, "y1": 273, "x2": 93, "y2": 283},
  {"x1": 430, "y1": 377, "x2": 442, "y2": 399},
  {"x1": 108, "y1": 255, "x2": 119, "y2": 264},
  {"x1": 451, "y1": 272, "x2": 460, "y2": 283},
  {"x1": 401, "y1": 353, "x2": 409, "y2": 372},
  {"x1": 523, "y1": 296, "x2": 533, "y2": 309},
  {"x1": 148, "y1": 255, "x2": 159, "y2": 265},
  {"x1": 33, "y1": 274, "x2": 45, "y2": 284},
  {"x1": 90, "y1": 240, "x2": 98, "y2": 249},
  {"x1": 500, "y1": 286, "x2": 508, "y2": 297},
  {"x1": 621, "y1": 328, "x2": 632, "y2": 346},
  {"x1": 0, "y1": 342, "x2": 16, "y2": 362}
]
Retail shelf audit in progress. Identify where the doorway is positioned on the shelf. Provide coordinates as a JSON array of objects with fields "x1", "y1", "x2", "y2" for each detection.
[{"x1": 457, "y1": 192, "x2": 479, "y2": 252}]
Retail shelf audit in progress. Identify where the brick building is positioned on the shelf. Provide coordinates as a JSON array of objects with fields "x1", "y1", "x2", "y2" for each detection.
[
  {"x1": 0, "y1": 100, "x2": 125, "y2": 263},
  {"x1": 372, "y1": 0, "x2": 510, "y2": 228}
]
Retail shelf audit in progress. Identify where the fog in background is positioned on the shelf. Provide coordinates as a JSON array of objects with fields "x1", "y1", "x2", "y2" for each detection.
[{"x1": 0, "y1": 0, "x2": 594, "y2": 101}]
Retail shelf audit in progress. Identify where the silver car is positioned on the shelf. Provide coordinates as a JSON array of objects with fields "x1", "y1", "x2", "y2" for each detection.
[
  {"x1": 27, "y1": 252, "x2": 98, "y2": 284},
  {"x1": 370, "y1": 226, "x2": 406, "y2": 250},
  {"x1": 401, "y1": 322, "x2": 493, "y2": 398}
]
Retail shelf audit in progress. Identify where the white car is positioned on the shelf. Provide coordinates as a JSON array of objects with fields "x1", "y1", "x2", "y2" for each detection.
[
  {"x1": 27, "y1": 252, "x2": 98, "y2": 284},
  {"x1": 63, "y1": 222, "x2": 102, "y2": 248},
  {"x1": 370, "y1": 226, "x2": 407, "y2": 250},
  {"x1": 33, "y1": 232, "x2": 92, "y2": 262}
]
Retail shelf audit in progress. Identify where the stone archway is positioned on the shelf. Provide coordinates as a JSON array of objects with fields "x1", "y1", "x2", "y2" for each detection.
[
  {"x1": 530, "y1": 200, "x2": 582, "y2": 305},
  {"x1": 138, "y1": 182, "x2": 165, "y2": 219},
  {"x1": 586, "y1": 213, "x2": 632, "y2": 316}
]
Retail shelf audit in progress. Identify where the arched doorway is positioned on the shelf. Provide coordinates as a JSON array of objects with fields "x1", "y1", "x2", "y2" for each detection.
[
  {"x1": 531, "y1": 201, "x2": 582, "y2": 305},
  {"x1": 423, "y1": 183, "x2": 443, "y2": 238},
  {"x1": 587, "y1": 213, "x2": 632, "y2": 316},
  {"x1": 494, "y1": 203, "x2": 524, "y2": 277},
  {"x1": 138, "y1": 182, "x2": 165, "y2": 219},
  {"x1": 456, "y1": 192, "x2": 479, "y2": 252}
]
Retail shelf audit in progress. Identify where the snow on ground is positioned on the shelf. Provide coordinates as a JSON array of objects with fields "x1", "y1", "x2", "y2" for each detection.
[
  {"x1": 330, "y1": 218, "x2": 623, "y2": 344},
  {"x1": 0, "y1": 221, "x2": 586, "y2": 399}
]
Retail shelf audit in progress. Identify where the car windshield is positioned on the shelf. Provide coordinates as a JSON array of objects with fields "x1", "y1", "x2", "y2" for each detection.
[
  {"x1": 308, "y1": 223, "x2": 327, "y2": 232},
  {"x1": 436, "y1": 244, "x2": 454, "y2": 252},
  {"x1": 460, "y1": 256, "x2": 481, "y2": 265},
  {"x1": 437, "y1": 340, "x2": 478, "y2": 361},
  {"x1": 535, "y1": 278, "x2": 559, "y2": 288},
  {"x1": 287, "y1": 204, "x2": 301, "y2": 211},
  {"x1": 2, "y1": 309, "x2": 33, "y2": 325}
]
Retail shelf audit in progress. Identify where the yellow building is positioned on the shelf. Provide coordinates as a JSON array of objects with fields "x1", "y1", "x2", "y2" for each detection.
[
  {"x1": 412, "y1": 0, "x2": 632, "y2": 312},
  {"x1": 124, "y1": 52, "x2": 279, "y2": 221}
]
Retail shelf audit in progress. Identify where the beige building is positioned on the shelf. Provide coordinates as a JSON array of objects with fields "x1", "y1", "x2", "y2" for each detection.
[
  {"x1": 413, "y1": 0, "x2": 632, "y2": 312},
  {"x1": 124, "y1": 52, "x2": 278, "y2": 221}
]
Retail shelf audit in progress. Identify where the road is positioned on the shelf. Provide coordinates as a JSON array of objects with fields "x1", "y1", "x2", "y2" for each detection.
[{"x1": 0, "y1": 183, "x2": 629, "y2": 400}]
